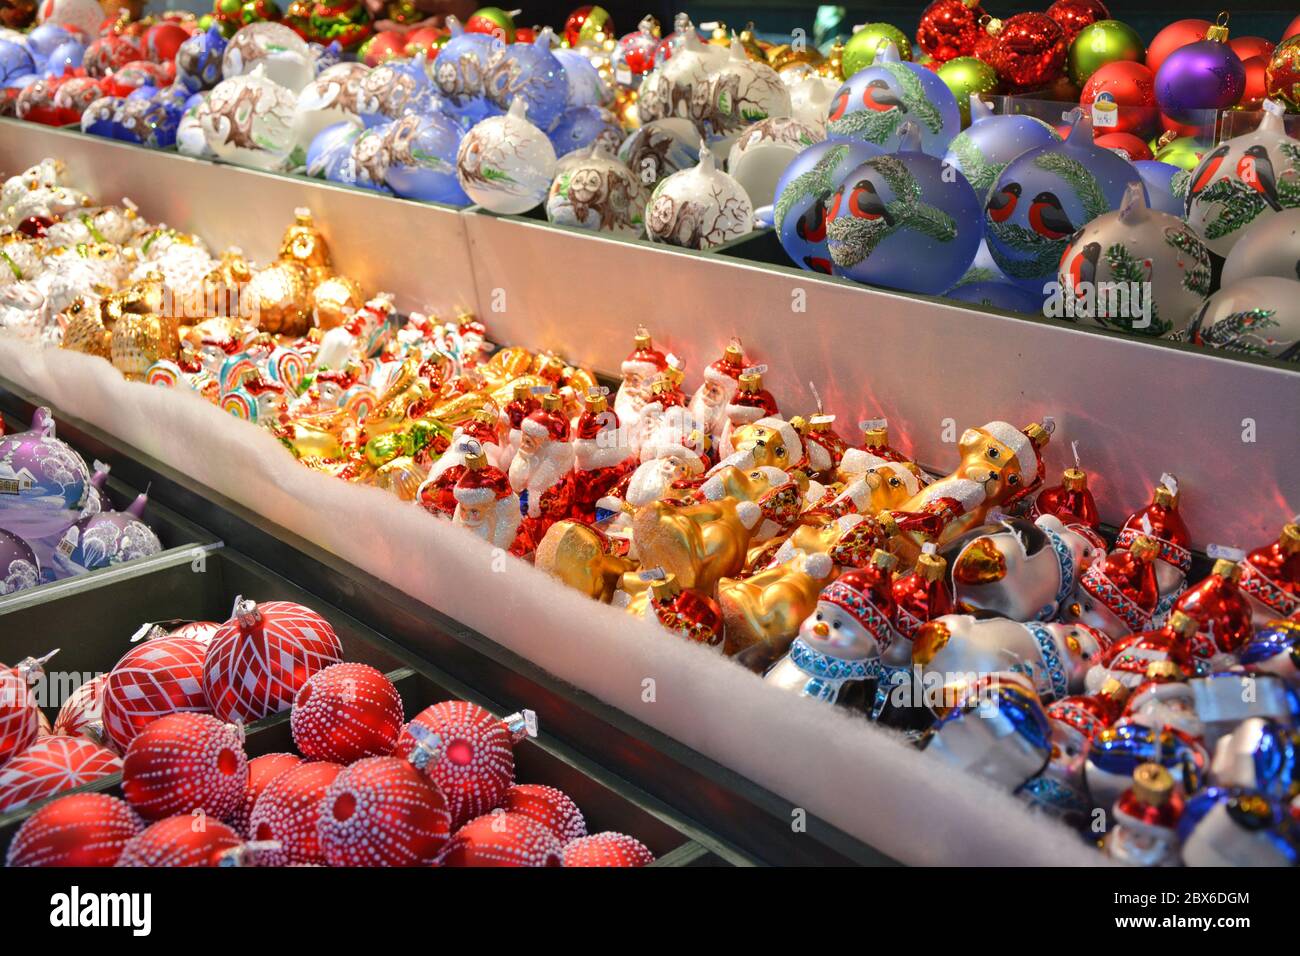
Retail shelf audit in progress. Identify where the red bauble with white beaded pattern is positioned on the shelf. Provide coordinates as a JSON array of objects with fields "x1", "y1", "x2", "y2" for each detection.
[
  {"x1": 230, "y1": 751, "x2": 302, "y2": 837},
  {"x1": 441, "y1": 811, "x2": 564, "y2": 867},
  {"x1": 202, "y1": 599, "x2": 344, "y2": 724},
  {"x1": 5, "y1": 793, "x2": 143, "y2": 867},
  {"x1": 121, "y1": 712, "x2": 249, "y2": 821},
  {"x1": 290, "y1": 663, "x2": 403, "y2": 763},
  {"x1": 563, "y1": 831, "x2": 656, "y2": 867},
  {"x1": 500, "y1": 783, "x2": 587, "y2": 843},
  {"x1": 247, "y1": 761, "x2": 344, "y2": 865},
  {"x1": 102, "y1": 636, "x2": 209, "y2": 752},
  {"x1": 53, "y1": 673, "x2": 111, "y2": 750},
  {"x1": 318, "y1": 756, "x2": 452, "y2": 867},
  {"x1": 0, "y1": 656, "x2": 51, "y2": 765},
  {"x1": 395, "y1": 700, "x2": 525, "y2": 829},
  {"x1": 0, "y1": 736, "x2": 122, "y2": 814},
  {"x1": 117, "y1": 815, "x2": 244, "y2": 867}
]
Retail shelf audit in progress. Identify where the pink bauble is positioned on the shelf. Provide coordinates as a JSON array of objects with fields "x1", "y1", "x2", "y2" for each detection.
[
  {"x1": 318, "y1": 756, "x2": 452, "y2": 866},
  {"x1": 290, "y1": 662, "x2": 403, "y2": 763},
  {"x1": 0, "y1": 736, "x2": 121, "y2": 814},
  {"x1": 102, "y1": 635, "x2": 209, "y2": 752},
  {"x1": 563, "y1": 831, "x2": 656, "y2": 867},
  {"x1": 247, "y1": 760, "x2": 343, "y2": 865},
  {"x1": 441, "y1": 811, "x2": 564, "y2": 867},
  {"x1": 202, "y1": 599, "x2": 343, "y2": 724},
  {"x1": 6, "y1": 793, "x2": 143, "y2": 867},
  {"x1": 116, "y1": 815, "x2": 243, "y2": 867},
  {"x1": 121, "y1": 712, "x2": 248, "y2": 821}
]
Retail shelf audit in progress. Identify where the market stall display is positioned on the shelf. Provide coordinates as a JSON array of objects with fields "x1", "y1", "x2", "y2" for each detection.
[{"x1": 1, "y1": 0, "x2": 1299, "y2": 871}]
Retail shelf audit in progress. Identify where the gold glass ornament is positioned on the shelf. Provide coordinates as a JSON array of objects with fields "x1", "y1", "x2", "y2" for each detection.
[
  {"x1": 818, "y1": 39, "x2": 846, "y2": 81},
  {"x1": 767, "y1": 43, "x2": 825, "y2": 73},
  {"x1": 535, "y1": 520, "x2": 638, "y2": 602},
  {"x1": 718, "y1": 552, "x2": 835, "y2": 662},
  {"x1": 730, "y1": 419, "x2": 800, "y2": 471},
  {"x1": 311, "y1": 274, "x2": 364, "y2": 330},
  {"x1": 60, "y1": 296, "x2": 112, "y2": 359}
]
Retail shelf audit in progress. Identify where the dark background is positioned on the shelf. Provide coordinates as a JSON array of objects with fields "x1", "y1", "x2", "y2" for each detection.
[{"x1": 148, "y1": 1, "x2": 1299, "y2": 42}]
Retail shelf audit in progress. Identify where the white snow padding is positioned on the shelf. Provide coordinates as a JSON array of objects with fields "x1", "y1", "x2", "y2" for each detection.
[{"x1": 0, "y1": 337, "x2": 1109, "y2": 866}]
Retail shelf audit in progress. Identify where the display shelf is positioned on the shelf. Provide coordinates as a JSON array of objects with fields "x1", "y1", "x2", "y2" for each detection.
[
  {"x1": 0, "y1": 409, "x2": 220, "y2": 615},
  {"x1": 4, "y1": 118, "x2": 1293, "y2": 546},
  {"x1": 0, "y1": 540, "x2": 714, "y2": 867}
]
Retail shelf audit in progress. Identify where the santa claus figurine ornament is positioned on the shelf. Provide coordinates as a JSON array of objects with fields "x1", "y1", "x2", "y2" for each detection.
[
  {"x1": 509, "y1": 392, "x2": 576, "y2": 553},
  {"x1": 451, "y1": 446, "x2": 522, "y2": 551}
]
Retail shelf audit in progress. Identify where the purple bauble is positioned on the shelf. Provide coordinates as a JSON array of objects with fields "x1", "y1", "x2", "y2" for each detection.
[
  {"x1": 0, "y1": 408, "x2": 90, "y2": 532},
  {"x1": 1154, "y1": 41, "x2": 1245, "y2": 125},
  {"x1": 0, "y1": 528, "x2": 41, "y2": 596},
  {"x1": 62, "y1": 493, "x2": 161, "y2": 575}
]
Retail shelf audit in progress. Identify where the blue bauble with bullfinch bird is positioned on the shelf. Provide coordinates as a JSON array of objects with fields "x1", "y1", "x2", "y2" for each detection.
[
  {"x1": 431, "y1": 15, "x2": 505, "y2": 124},
  {"x1": 1183, "y1": 100, "x2": 1300, "y2": 257},
  {"x1": 1133, "y1": 159, "x2": 1185, "y2": 216},
  {"x1": 942, "y1": 95, "x2": 1061, "y2": 201},
  {"x1": 984, "y1": 110, "x2": 1145, "y2": 290},
  {"x1": 825, "y1": 122, "x2": 982, "y2": 293},
  {"x1": 175, "y1": 25, "x2": 228, "y2": 94},
  {"x1": 483, "y1": 27, "x2": 568, "y2": 133},
  {"x1": 945, "y1": 276, "x2": 1050, "y2": 315},
  {"x1": 774, "y1": 139, "x2": 884, "y2": 274},
  {"x1": 825, "y1": 43, "x2": 960, "y2": 158}
]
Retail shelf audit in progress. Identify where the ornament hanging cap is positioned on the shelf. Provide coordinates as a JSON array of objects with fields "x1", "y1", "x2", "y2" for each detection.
[
  {"x1": 218, "y1": 839, "x2": 281, "y2": 868},
  {"x1": 504, "y1": 709, "x2": 538, "y2": 743},
  {"x1": 506, "y1": 97, "x2": 529, "y2": 121},
  {"x1": 638, "y1": 15, "x2": 659, "y2": 38},
  {"x1": 446, "y1": 15, "x2": 463, "y2": 36},
  {"x1": 877, "y1": 42, "x2": 901, "y2": 64},
  {"x1": 13, "y1": 648, "x2": 58, "y2": 683},
  {"x1": 1261, "y1": 100, "x2": 1285, "y2": 132},
  {"x1": 126, "y1": 490, "x2": 148, "y2": 518},
  {"x1": 1063, "y1": 107, "x2": 1092, "y2": 144},
  {"x1": 898, "y1": 121, "x2": 923, "y2": 152},
  {"x1": 402, "y1": 721, "x2": 444, "y2": 772},
  {"x1": 969, "y1": 95, "x2": 994, "y2": 123},
  {"x1": 1205, "y1": 12, "x2": 1230, "y2": 44},
  {"x1": 697, "y1": 140, "x2": 716, "y2": 174},
  {"x1": 1118, "y1": 180, "x2": 1149, "y2": 224},
  {"x1": 534, "y1": 26, "x2": 553, "y2": 50},
  {"x1": 728, "y1": 33, "x2": 745, "y2": 62},
  {"x1": 1132, "y1": 762, "x2": 1174, "y2": 805},
  {"x1": 231, "y1": 596, "x2": 262, "y2": 628}
]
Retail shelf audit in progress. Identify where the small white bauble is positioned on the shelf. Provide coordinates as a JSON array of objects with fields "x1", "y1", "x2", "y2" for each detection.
[
  {"x1": 727, "y1": 116, "x2": 824, "y2": 209},
  {"x1": 456, "y1": 97, "x2": 557, "y2": 214},
  {"x1": 617, "y1": 117, "x2": 700, "y2": 191},
  {"x1": 641, "y1": 30, "x2": 712, "y2": 127},
  {"x1": 222, "y1": 22, "x2": 314, "y2": 93},
  {"x1": 645, "y1": 142, "x2": 754, "y2": 249},
  {"x1": 1052, "y1": 181, "x2": 1215, "y2": 339},
  {"x1": 703, "y1": 37, "x2": 791, "y2": 151},
  {"x1": 1184, "y1": 101, "x2": 1300, "y2": 257},
  {"x1": 202, "y1": 66, "x2": 298, "y2": 172},
  {"x1": 788, "y1": 74, "x2": 838, "y2": 133},
  {"x1": 291, "y1": 62, "x2": 369, "y2": 160},
  {"x1": 546, "y1": 143, "x2": 647, "y2": 237},
  {"x1": 1176, "y1": 276, "x2": 1300, "y2": 363},
  {"x1": 1221, "y1": 206, "x2": 1300, "y2": 286},
  {"x1": 177, "y1": 94, "x2": 215, "y2": 159}
]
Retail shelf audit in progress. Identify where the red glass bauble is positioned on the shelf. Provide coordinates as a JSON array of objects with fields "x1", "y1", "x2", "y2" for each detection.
[
  {"x1": 318, "y1": 756, "x2": 451, "y2": 866},
  {"x1": 1094, "y1": 131, "x2": 1153, "y2": 161},
  {"x1": 1145, "y1": 19, "x2": 1211, "y2": 75},
  {"x1": 117, "y1": 816, "x2": 243, "y2": 867},
  {"x1": 916, "y1": 0, "x2": 985, "y2": 64},
  {"x1": 1239, "y1": 54, "x2": 1269, "y2": 111},
  {"x1": 290, "y1": 662, "x2": 403, "y2": 764},
  {"x1": 0, "y1": 736, "x2": 121, "y2": 814},
  {"x1": 5, "y1": 793, "x2": 143, "y2": 867},
  {"x1": 202, "y1": 599, "x2": 343, "y2": 725},
  {"x1": 441, "y1": 811, "x2": 563, "y2": 867},
  {"x1": 248, "y1": 761, "x2": 344, "y2": 865},
  {"x1": 395, "y1": 700, "x2": 519, "y2": 829},
  {"x1": 102, "y1": 635, "x2": 208, "y2": 753},
  {"x1": 121, "y1": 713, "x2": 248, "y2": 821},
  {"x1": 563, "y1": 831, "x2": 656, "y2": 867},
  {"x1": 991, "y1": 13, "x2": 1068, "y2": 90},
  {"x1": 230, "y1": 752, "x2": 301, "y2": 837},
  {"x1": 0, "y1": 664, "x2": 42, "y2": 766},
  {"x1": 1045, "y1": 0, "x2": 1109, "y2": 43},
  {"x1": 499, "y1": 783, "x2": 587, "y2": 843},
  {"x1": 1080, "y1": 60, "x2": 1157, "y2": 135}
]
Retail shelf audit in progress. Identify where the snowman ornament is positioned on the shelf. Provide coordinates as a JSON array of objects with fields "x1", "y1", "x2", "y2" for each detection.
[{"x1": 764, "y1": 560, "x2": 897, "y2": 707}]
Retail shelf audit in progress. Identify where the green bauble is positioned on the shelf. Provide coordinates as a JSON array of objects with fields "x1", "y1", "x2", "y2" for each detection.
[
  {"x1": 1068, "y1": 20, "x2": 1144, "y2": 86},
  {"x1": 1153, "y1": 135, "x2": 1204, "y2": 171},
  {"x1": 843, "y1": 23, "x2": 910, "y2": 77},
  {"x1": 938, "y1": 56, "x2": 999, "y2": 126}
]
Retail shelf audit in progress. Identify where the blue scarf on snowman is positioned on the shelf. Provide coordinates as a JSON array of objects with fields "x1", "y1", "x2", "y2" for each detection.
[{"x1": 790, "y1": 638, "x2": 879, "y2": 703}]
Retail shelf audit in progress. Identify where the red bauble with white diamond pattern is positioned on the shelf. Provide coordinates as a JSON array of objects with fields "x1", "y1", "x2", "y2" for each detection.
[
  {"x1": 0, "y1": 736, "x2": 121, "y2": 814},
  {"x1": 202, "y1": 599, "x2": 343, "y2": 724},
  {"x1": 102, "y1": 636, "x2": 209, "y2": 753}
]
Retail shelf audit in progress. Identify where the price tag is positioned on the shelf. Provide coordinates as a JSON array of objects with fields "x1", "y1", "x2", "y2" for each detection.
[
  {"x1": 859, "y1": 417, "x2": 888, "y2": 431},
  {"x1": 1091, "y1": 92, "x2": 1118, "y2": 128},
  {"x1": 810, "y1": 414, "x2": 836, "y2": 425}
]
